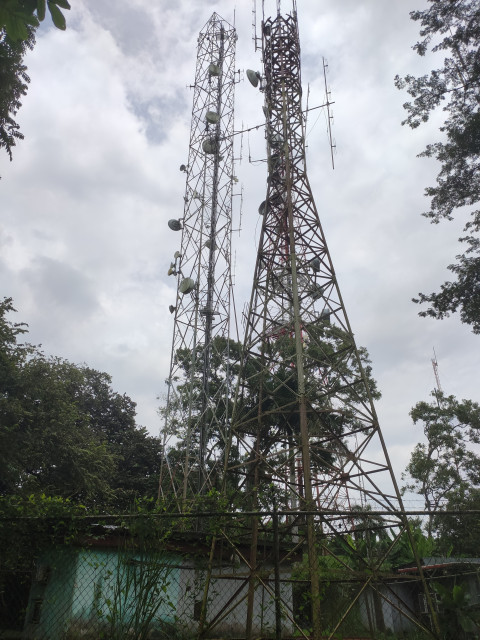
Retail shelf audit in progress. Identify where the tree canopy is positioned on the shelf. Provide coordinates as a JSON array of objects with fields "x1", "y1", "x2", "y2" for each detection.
[
  {"x1": 403, "y1": 389, "x2": 480, "y2": 545},
  {"x1": 161, "y1": 327, "x2": 380, "y2": 511},
  {"x1": 395, "y1": 0, "x2": 480, "y2": 332},
  {"x1": 0, "y1": 298, "x2": 161, "y2": 511}
]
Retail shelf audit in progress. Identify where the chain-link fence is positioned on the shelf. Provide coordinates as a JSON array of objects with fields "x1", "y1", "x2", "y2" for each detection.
[{"x1": 1, "y1": 512, "x2": 479, "y2": 639}]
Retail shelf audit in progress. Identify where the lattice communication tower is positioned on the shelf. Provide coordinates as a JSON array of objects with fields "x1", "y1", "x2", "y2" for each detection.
[
  {"x1": 198, "y1": 4, "x2": 440, "y2": 639},
  {"x1": 159, "y1": 13, "x2": 237, "y2": 507}
]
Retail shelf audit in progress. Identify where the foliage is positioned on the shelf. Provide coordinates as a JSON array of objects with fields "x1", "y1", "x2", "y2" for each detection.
[
  {"x1": 433, "y1": 489, "x2": 480, "y2": 556},
  {"x1": 0, "y1": 492, "x2": 88, "y2": 613},
  {"x1": 159, "y1": 337, "x2": 242, "y2": 504},
  {"x1": 432, "y1": 581, "x2": 480, "y2": 639},
  {"x1": 0, "y1": 497, "x2": 184, "y2": 638},
  {"x1": 395, "y1": 0, "x2": 480, "y2": 332},
  {"x1": 403, "y1": 390, "x2": 480, "y2": 538},
  {"x1": 292, "y1": 513, "x2": 401, "y2": 637},
  {"x1": 0, "y1": 0, "x2": 71, "y2": 166},
  {"x1": 161, "y1": 329, "x2": 380, "y2": 510},
  {"x1": 0, "y1": 26, "x2": 34, "y2": 163},
  {"x1": 91, "y1": 514, "x2": 177, "y2": 640},
  {"x1": 0, "y1": 0, "x2": 71, "y2": 41},
  {"x1": 95, "y1": 552, "x2": 176, "y2": 640},
  {"x1": 0, "y1": 298, "x2": 162, "y2": 510}
]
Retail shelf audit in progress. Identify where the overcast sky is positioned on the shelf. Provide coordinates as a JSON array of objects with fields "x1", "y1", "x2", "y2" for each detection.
[{"x1": 1, "y1": 0, "x2": 478, "y2": 502}]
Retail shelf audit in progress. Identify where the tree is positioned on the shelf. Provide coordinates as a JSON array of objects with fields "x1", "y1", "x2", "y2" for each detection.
[
  {"x1": 0, "y1": 0, "x2": 71, "y2": 166},
  {"x1": 0, "y1": 0, "x2": 71, "y2": 41},
  {"x1": 434, "y1": 488, "x2": 480, "y2": 555},
  {"x1": 161, "y1": 328, "x2": 380, "y2": 510},
  {"x1": 73, "y1": 366, "x2": 162, "y2": 508},
  {"x1": 158, "y1": 337, "x2": 242, "y2": 504},
  {"x1": 0, "y1": 27, "x2": 34, "y2": 163},
  {"x1": 402, "y1": 391, "x2": 480, "y2": 538},
  {"x1": 0, "y1": 298, "x2": 162, "y2": 509},
  {"x1": 0, "y1": 297, "x2": 35, "y2": 492},
  {"x1": 9, "y1": 354, "x2": 118, "y2": 504},
  {"x1": 395, "y1": 1, "x2": 480, "y2": 332}
]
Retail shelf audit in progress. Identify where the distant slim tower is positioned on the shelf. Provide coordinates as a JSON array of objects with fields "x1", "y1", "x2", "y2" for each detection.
[
  {"x1": 198, "y1": 4, "x2": 440, "y2": 640},
  {"x1": 159, "y1": 13, "x2": 237, "y2": 507}
]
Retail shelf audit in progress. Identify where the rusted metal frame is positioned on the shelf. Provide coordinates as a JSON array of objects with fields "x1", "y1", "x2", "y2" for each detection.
[
  {"x1": 317, "y1": 521, "x2": 436, "y2": 636},
  {"x1": 341, "y1": 447, "x2": 405, "y2": 509},
  {"x1": 229, "y1": 396, "x2": 300, "y2": 433},
  {"x1": 325, "y1": 575, "x2": 375, "y2": 640},
  {"x1": 197, "y1": 533, "x2": 217, "y2": 639},
  {"x1": 198, "y1": 38, "x2": 235, "y2": 469},
  {"x1": 366, "y1": 584, "x2": 437, "y2": 638},
  {"x1": 184, "y1": 10, "x2": 236, "y2": 628},
  {"x1": 305, "y1": 405, "x2": 371, "y2": 435},
  {"x1": 273, "y1": 502, "x2": 283, "y2": 639},
  {"x1": 315, "y1": 514, "x2": 405, "y2": 581},
  {"x1": 326, "y1": 468, "x2": 400, "y2": 513},
  {"x1": 261, "y1": 15, "x2": 325, "y2": 637},
  {"x1": 312, "y1": 465, "x2": 393, "y2": 509},
  {"x1": 181, "y1": 149, "x2": 208, "y2": 508},
  {"x1": 295, "y1": 165, "x2": 413, "y2": 524}
]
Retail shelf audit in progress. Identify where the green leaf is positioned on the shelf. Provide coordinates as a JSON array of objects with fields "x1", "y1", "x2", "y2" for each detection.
[
  {"x1": 23, "y1": 0, "x2": 38, "y2": 11},
  {"x1": 3, "y1": 13, "x2": 30, "y2": 40},
  {"x1": 47, "y1": 1, "x2": 66, "y2": 30},
  {"x1": 0, "y1": 0, "x2": 39, "y2": 39},
  {"x1": 52, "y1": 0, "x2": 71, "y2": 8},
  {"x1": 37, "y1": 0, "x2": 46, "y2": 21}
]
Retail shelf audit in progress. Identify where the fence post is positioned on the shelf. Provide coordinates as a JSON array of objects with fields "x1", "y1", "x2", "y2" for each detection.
[{"x1": 272, "y1": 500, "x2": 282, "y2": 640}]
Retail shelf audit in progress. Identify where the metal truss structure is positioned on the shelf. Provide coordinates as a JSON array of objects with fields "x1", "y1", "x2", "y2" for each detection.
[
  {"x1": 159, "y1": 13, "x2": 237, "y2": 507},
  {"x1": 197, "y1": 4, "x2": 440, "y2": 640}
]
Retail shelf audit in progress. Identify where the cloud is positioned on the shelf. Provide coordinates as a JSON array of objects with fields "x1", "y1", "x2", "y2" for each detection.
[
  {"x1": 22, "y1": 256, "x2": 98, "y2": 314},
  {"x1": 0, "y1": 0, "x2": 478, "y2": 491}
]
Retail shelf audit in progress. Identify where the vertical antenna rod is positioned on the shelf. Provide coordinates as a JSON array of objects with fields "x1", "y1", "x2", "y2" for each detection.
[
  {"x1": 323, "y1": 57, "x2": 336, "y2": 169},
  {"x1": 432, "y1": 347, "x2": 443, "y2": 407}
]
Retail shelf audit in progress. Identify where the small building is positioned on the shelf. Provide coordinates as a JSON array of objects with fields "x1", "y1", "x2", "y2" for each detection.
[{"x1": 22, "y1": 528, "x2": 294, "y2": 639}]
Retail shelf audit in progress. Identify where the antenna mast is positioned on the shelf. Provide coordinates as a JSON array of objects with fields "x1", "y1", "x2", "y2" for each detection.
[
  {"x1": 432, "y1": 347, "x2": 443, "y2": 407},
  {"x1": 159, "y1": 13, "x2": 237, "y2": 507},
  {"x1": 198, "y1": 5, "x2": 440, "y2": 639},
  {"x1": 323, "y1": 57, "x2": 336, "y2": 169}
]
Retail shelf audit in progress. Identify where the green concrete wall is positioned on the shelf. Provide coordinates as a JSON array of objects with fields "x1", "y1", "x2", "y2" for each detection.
[{"x1": 24, "y1": 547, "x2": 181, "y2": 639}]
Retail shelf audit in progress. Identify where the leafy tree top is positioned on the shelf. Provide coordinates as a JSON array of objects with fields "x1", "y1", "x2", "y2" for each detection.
[
  {"x1": 395, "y1": 0, "x2": 480, "y2": 332},
  {"x1": 0, "y1": 298, "x2": 162, "y2": 510}
]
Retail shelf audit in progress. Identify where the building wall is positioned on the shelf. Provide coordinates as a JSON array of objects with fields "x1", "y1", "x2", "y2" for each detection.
[
  {"x1": 23, "y1": 547, "x2": 294, "y2": 639},
  {"x1": 23, "y1": 548, "x2": 78, "y2": 639},
  {"x1": 23, "y1": 547, "x2": 181, "y2": 639}
]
